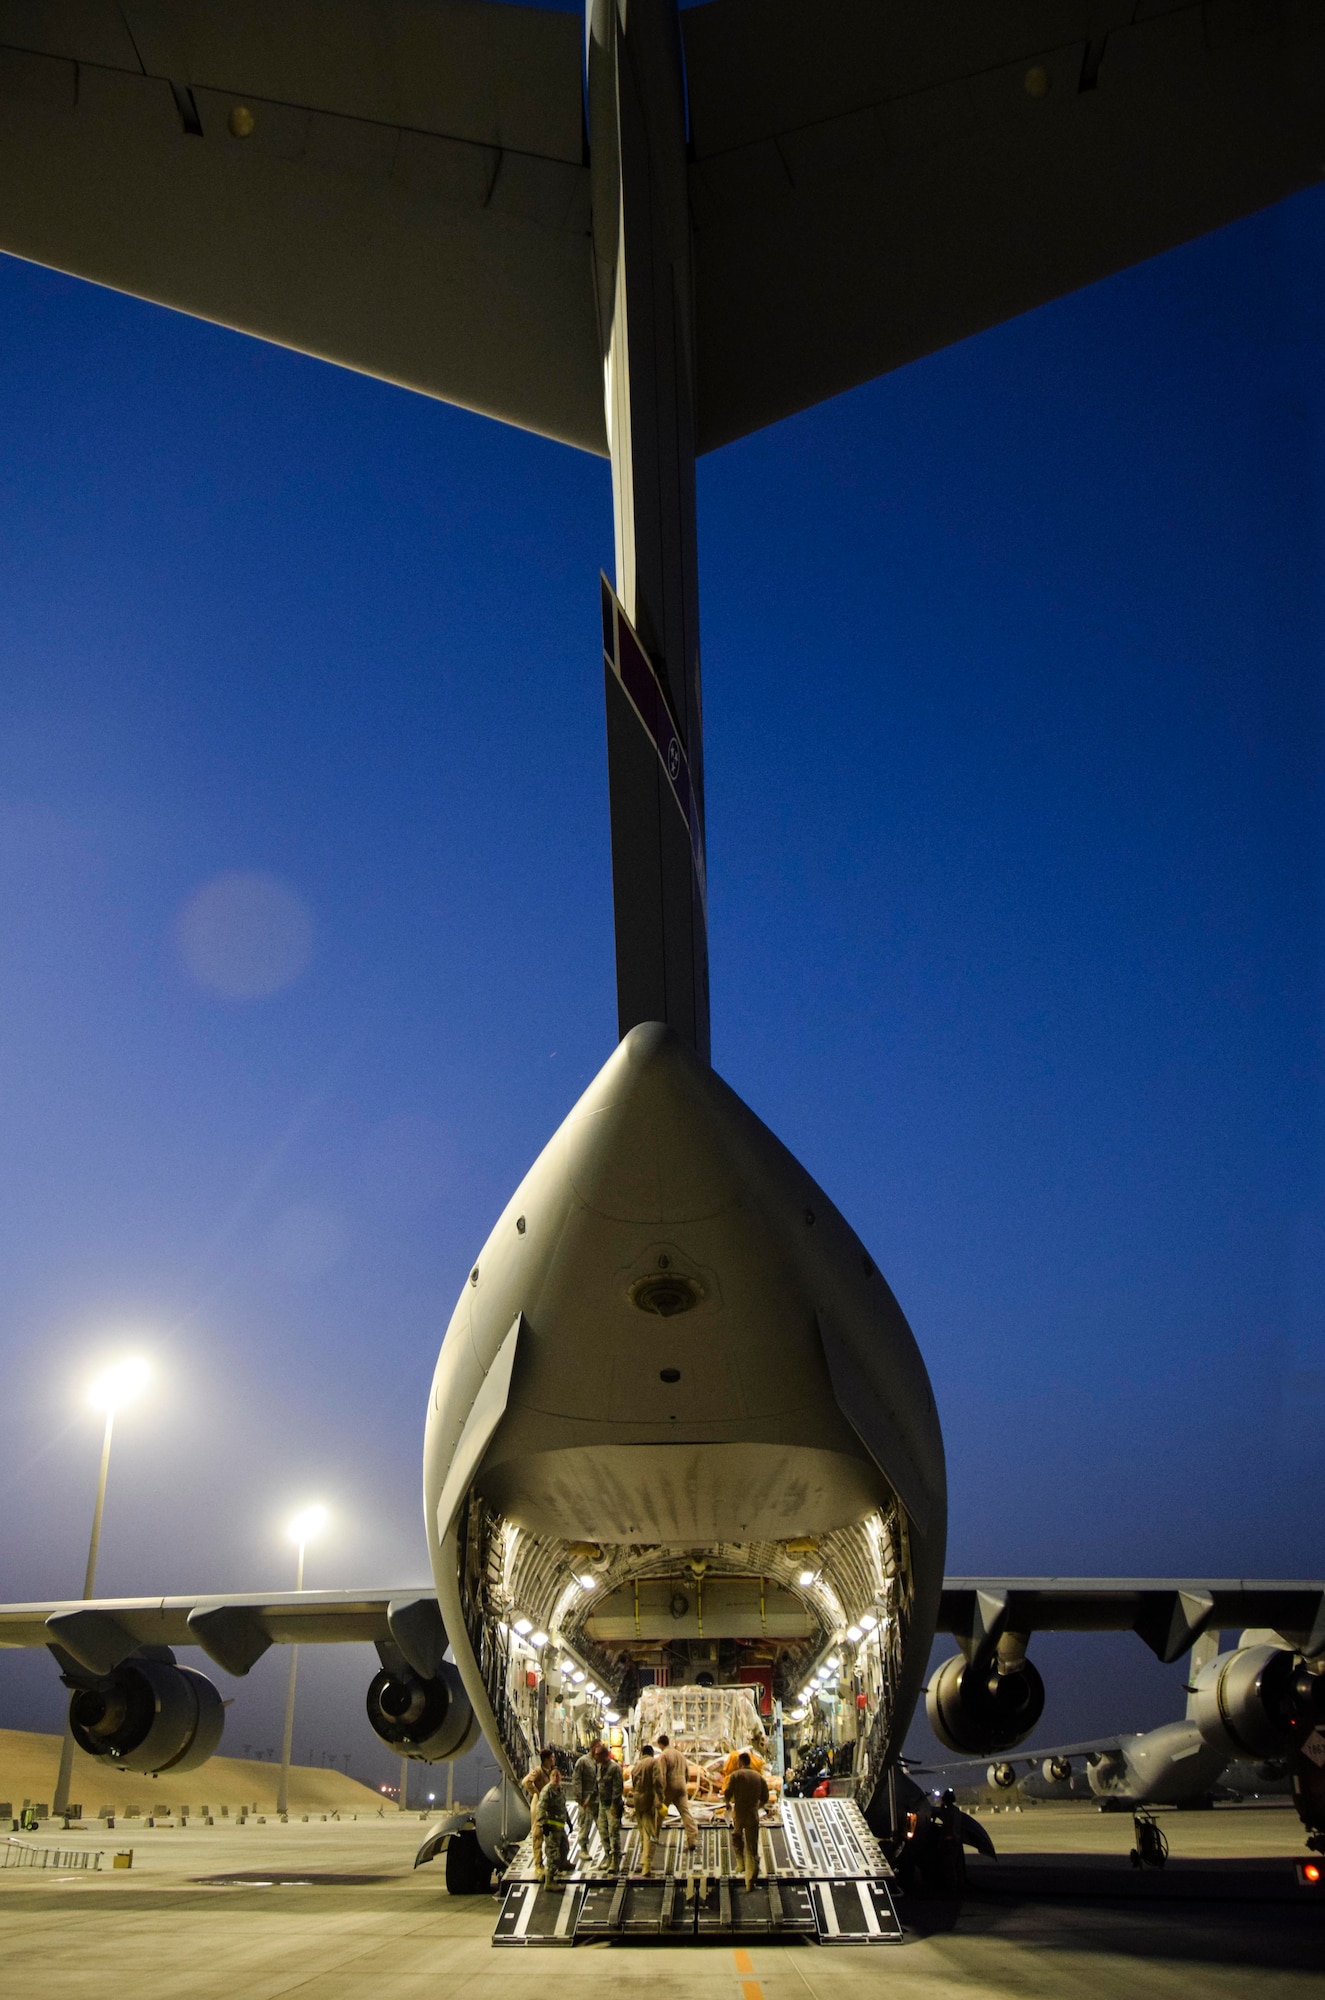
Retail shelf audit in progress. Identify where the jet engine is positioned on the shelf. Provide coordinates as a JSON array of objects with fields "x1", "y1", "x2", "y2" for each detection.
[
  {"x1": 1190, "y1": 1645, "x2": 1325, "y2": 1761},
  {"x1": 366, "y1": 1661, "x2": 479, "y2": 1761},
  {"x1": 68, "y1": 1654, "x2": 224, "y2": 1775},
  {"x1": 926, "y1": 1652, "x2": 1045, "y2": 1755},
  {"x1": 987, "y1": 1761, "x2": 1017, "y2": 1790},
  {"x1": 1043, "y1": 1757, "x2": 1072, "y2": 1784}
]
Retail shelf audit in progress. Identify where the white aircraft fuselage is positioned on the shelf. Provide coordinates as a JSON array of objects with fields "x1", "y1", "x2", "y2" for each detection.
[{"x1": 422, "y1": 1021, "x2": 946, "y2": 1810}]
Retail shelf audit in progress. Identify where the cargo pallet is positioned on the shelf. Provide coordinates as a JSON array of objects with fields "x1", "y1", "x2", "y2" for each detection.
[{"x1": 493, "y1": 1796, "x2": 903, "y2": 1946}]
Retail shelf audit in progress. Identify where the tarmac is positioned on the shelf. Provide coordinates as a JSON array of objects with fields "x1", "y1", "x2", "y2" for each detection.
[{"x1": 0, "y1": 1801, "x2": 1319, "y2": 1999}]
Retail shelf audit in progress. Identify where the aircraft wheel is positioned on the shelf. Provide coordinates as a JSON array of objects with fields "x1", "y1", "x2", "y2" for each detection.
[{"x1": 445, "y1": 1829, "x2": 492, "y2": 1895}]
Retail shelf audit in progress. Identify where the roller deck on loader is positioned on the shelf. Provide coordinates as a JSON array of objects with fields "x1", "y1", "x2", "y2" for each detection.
[{"x1": 492, "y1": 1796, "x2": 903, "y2": 1946}]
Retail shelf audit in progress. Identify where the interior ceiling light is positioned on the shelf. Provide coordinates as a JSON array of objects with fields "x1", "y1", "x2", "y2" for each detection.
[
  {"x1": 798, "y1": 1569, "x2": 816, "y2": 1587},
  {"x1": 846, "y1": 1624, "x2": 863, "y2": 1642},
  {"x1": 577, "y1": 1573, "x2": 597, "y2": 1591},
  {"x1": 530, "y1": 1631, "x2": 549, "y2": 1648},
  {"x1": 605, "y1": 1710, "x2": 620, "y2": 1723},
  {"x1": 859, "y1": 1613, "x2": 878, "y2": 1630},
  {"x1": 513, "y1": 1617, "x2": 533, "y2": 1636},
  {"x1": 572, "y1": 1670, "x2": 587, "y2": 1684}
]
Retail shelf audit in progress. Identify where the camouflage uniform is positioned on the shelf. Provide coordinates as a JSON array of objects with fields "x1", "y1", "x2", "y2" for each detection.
[
  {"x1": 595, "y1": 1756, "x2": 624, "y2": 1871},
  {"x1": 521, "y1": 1757, "x2": 554, "y2": 1875},
  {"x1": 533, "y1": 1778, "x2": 570, "y2": 1881}
]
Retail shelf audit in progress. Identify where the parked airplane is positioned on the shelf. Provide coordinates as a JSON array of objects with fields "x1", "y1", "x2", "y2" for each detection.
[
  {"x1": 0, "y1": 0, "x2": 1322, "y2": 1905},
  {"x1": 911, "y1": 1632, "x2": 1302, "y2": 1813}
]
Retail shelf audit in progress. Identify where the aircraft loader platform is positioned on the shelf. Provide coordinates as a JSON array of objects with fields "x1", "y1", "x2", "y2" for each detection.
[{"x1": 492, "y1": 1796, "x2": 903, "y2": 1946}]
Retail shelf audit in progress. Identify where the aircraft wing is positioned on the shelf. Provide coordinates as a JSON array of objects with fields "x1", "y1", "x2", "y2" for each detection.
[
  {"x1": 904, "y1": 1735, "x2": 1127, "y2": 1774},
  {"x1": 0, "y1": 0, "x2": 603, "y2": 451},
  {"x1": 683, "y1": 0, "x2": 1325, "y2": 450},
  {"x1": 3, "y1": 3, "x2": 1323, "y2": 467},
  {"x1": 0, "y1": 1587, "x2": 447, "y2": 1679},
  {"x1": 939, "y1": 1577, "x2": 1325, "y2": 1664}
]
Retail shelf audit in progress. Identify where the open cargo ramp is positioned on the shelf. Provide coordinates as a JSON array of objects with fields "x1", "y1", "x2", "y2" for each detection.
[{"x1": 491, "y1": 1796, "x2": 902, "y2": 1946}]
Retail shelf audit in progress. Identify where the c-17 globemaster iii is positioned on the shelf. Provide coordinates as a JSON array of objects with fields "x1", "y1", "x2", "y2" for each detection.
[{"x1": 0, "y1": 0, "x2": 1322, "y2": 1939}]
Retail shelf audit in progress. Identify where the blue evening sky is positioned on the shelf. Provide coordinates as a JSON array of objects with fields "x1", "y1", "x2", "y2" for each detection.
[{"x1": 0, "y1": 157, "x2": 1319, "y2": 1790}]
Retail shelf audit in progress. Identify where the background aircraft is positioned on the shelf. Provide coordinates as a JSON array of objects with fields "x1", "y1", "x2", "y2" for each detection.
[
  {"x1": 910, "y1": 1630, "x2": 1301, "y2": 1812},
  {"x1": 0, "y1": 0, "x2": 1322, "y2": 1896}
]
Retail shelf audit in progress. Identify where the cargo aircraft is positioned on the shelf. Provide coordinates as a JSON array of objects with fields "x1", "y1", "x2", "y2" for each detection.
[
  {"x1": 1, "y1": 0, "x2": 1323, "y2": 1904},
  {"x1": 911, "y1": 1630, "x2": 1304, "y2": 1813}
]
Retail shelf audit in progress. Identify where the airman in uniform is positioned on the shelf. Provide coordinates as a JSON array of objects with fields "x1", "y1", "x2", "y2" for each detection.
[
  {"x1": 571, "y1": 1740, "x2": 601, "y2": 1861},
  {"x1": 594, "y1": 1742, "x2": 624, "y2": 1872},
  {"x1": 723, "y1": 1751, "x2": 770, "y2": 1889},
  {"x1": 629, "y1": 1742, "x2": 662, "y2": 1876},
  {"x1": 521, "y1": 1746, "x2": 557, "y2": 1876},
  {"x1": 655, "y1": 1732, "x2": 697, "y2": 1851},
  {"x1": 532, "y1": 1767, "x2": 570, "y2": 1883}
]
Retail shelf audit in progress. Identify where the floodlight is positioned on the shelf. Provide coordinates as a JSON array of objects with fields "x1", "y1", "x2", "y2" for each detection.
[
  {"x1": 88, "y1": 1355, "x2": 150, "y2": 1414},
  {"x1": 288, "y1": 1504, "x2": 328, "y2": 1545}
]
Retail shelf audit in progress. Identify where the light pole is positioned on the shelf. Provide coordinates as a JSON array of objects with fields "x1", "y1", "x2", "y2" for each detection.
[
  {"x1": 276, "y1": 1505, "x2": 326, "y2": 1818},
  {"x1": 53, "y1": 1356, "x2": 151, "y2": 1815}
]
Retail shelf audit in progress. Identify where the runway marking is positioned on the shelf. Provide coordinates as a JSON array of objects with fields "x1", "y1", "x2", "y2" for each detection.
[
  {"x1": 733, "y1": 1950, "x2": 753, "y2": 1973},
  {"x1": 741, "y1": 1981, "x2": 764, "y2": 2000}
]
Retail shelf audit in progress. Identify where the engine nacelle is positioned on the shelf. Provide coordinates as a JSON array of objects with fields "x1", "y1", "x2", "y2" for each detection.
[
  {"x1": 366, "y1": 1662, "x2": 479, "y2": 1762},
  {"x1": 927, "y1": 1652, "x2": 1045, "y2": 1755},
  {"x1": 1042, "y1": 1756, "x2": 1072, "y2": 1785},
  {"x1": 69, "y1": 1656, "x2": 224, "y2": 1775},
  {"x1": 987, "y1": 1761, "x2": 1017, "y2": 1790},
  {"x1": 1191, "y1": 1646, "x2": 1325, "y2": 1760}
]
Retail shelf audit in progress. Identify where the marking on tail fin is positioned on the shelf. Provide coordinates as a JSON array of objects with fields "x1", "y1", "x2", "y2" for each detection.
[{"x1": 601, "y1": 575, "x2": 706, "y2": 903}]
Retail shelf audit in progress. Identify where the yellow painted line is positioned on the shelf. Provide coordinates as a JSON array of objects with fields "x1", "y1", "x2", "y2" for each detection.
[
  {"x1": 733, "y1": 1950, "x2": 753, "y2": 1974},
  {"x1": 741, "y1": 1981, "x2": 764, "y2": 2000}
]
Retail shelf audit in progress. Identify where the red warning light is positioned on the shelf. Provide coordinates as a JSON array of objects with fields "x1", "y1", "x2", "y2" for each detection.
[{"x1": 1299, "y1": 1862, "x2": 1321, "y2": 1885}]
